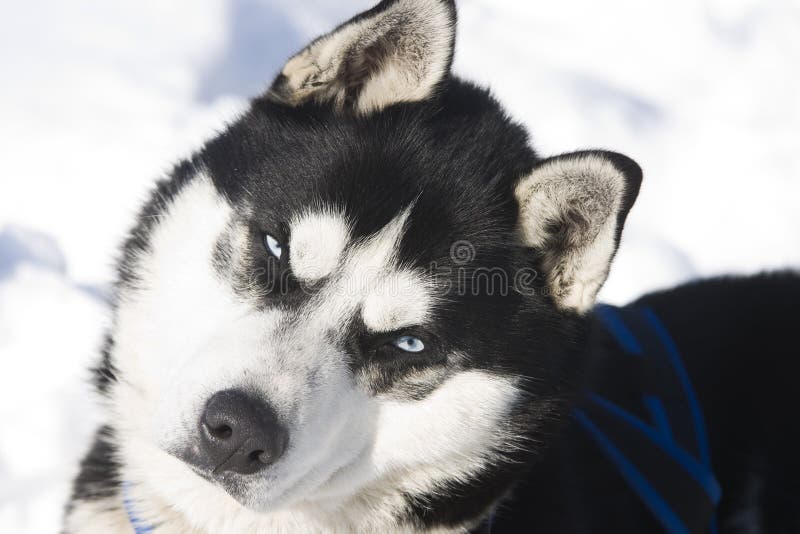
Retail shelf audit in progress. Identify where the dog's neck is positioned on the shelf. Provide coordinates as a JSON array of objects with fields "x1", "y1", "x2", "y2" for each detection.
[{"x1": 67, "y1": 446, "x2": 496, "y2": 534}]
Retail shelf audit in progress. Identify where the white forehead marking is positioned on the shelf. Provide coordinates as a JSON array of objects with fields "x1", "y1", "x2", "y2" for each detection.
[
  {"x1": 362, "y1": 269, "x2": 433, "y2": 332},
  {"x1": 289, "y1": 210, "x2": 351, "y2": 282},
  {"x1": 309, "y1": 208, "x2": 412, "y2": 327}
]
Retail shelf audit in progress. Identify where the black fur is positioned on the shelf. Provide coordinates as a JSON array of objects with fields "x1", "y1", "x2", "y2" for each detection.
[
  {"x1": 68, "y1": 426, "x2": 121, "y2": 506},
  {"x1": 198, "y1": 80, "x2": 559, "y2": 398},
  {"x1": 488, "y1": 272, "x2": 800, "y2": 533}
]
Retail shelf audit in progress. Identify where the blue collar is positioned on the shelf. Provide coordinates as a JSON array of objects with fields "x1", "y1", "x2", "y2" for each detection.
[{"x1": 122, "y1": 481, "x2": 155, "y2": 534}]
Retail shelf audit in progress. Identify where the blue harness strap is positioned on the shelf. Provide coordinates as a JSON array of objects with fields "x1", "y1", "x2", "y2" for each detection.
[
  {"x1": 573, "y1": 304, "x2": 721, "y2": 534},
  {"x1": 123, "y1": 481, "x2": 155, "y2": 534}
]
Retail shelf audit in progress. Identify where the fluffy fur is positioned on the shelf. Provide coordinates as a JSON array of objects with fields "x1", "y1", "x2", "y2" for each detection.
[{"x1": 65, "y1": 1, "x2": 800, "y2": 532}]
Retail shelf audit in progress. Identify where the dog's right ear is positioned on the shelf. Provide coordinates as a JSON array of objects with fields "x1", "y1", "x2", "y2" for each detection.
[{"x1": 267, "y1": 0, "x2": 456, "y2": 115}]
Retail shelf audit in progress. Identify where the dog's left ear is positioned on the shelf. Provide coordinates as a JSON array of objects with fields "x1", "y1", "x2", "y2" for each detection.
[
  {"x1": 268, "y1": 0, "x2": 456, "y2": 114},
  {"x1": 515, "y1": 151, "x2": 642, "y2": 313}
]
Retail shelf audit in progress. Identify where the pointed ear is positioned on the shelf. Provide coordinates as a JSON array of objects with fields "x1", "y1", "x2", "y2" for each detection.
[
  {"x1": 268, "y1": 0, "x2": 456, "y2": 114},
  {"x1": 515, "y1": 151, "x2": 642, "y2": 313}
]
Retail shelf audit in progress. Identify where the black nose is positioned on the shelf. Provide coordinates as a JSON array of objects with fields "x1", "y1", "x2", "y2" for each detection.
[{"x1": 199, "y1": 389, "x2": 288, "y2": 475}]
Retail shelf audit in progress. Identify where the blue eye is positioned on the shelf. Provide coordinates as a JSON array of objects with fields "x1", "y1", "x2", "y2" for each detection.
[
  {"x1": 263, "y1": 234, "x2": 283, "y2": 259},
  {"x1": 392, "y1": 336, "x2": 425, "y2": 353}
]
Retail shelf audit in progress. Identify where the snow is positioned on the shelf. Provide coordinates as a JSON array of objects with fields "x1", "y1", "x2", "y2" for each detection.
[{"x1": 0, "y1": 0, "x2": 798, "y2": 531}]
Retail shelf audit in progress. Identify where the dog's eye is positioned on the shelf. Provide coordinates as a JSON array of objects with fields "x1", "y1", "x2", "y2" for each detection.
[
  {"x1": 392, "y1": 335, "x2": 425, "y2": 353},
  {"x1": 263, "y1": 234, "x2": 283, "y2": 259}
]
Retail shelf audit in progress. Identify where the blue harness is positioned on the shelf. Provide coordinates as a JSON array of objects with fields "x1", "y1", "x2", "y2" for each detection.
[{"x1": 572, "y1": 304, "x2": 721, "y2": 534}]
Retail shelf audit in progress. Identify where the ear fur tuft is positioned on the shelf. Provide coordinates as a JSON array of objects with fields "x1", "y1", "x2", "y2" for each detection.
[
  {"x1": 268, "y1": 0, "x2": 456, "y2": 114},
  {"x1": 515, "y1": 151, "x2": 642, "y2": 312}
]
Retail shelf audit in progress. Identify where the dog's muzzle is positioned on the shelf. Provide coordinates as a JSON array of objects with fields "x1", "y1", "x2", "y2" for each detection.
[{"x1": 180, "y1": 389, "x2": 289, "y2": 476}]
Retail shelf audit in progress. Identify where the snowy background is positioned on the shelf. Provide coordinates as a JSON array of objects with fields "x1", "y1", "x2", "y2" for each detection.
[{"x1": 1, "y1": 0, "x2": 798, "y2": 531}]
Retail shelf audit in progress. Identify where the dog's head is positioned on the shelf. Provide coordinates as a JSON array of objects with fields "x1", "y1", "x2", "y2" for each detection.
[{"x1": 105, "y1": 0, "x2": 641, "y2": 528}]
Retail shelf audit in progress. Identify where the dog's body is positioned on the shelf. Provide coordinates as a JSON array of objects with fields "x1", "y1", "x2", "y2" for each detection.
[
  {"x1": 495, "y1": 273, "x2": 800, "y2": 533},
  {"x1": 64, "y1": 1, "x2": 800, "y2": 532}
]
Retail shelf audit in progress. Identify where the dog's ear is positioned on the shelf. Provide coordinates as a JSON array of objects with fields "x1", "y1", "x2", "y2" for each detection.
[
  {"x1": 515, "y1": 151, "x2": 642, "y2": 313},
  {"x1": 267, "y1": 0, "x2": 456, "y2": 114}
]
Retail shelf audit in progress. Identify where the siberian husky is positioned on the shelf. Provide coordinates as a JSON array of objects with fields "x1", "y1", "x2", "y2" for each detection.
[{"x1": 65, "y1": 0, "x2": 800, "y2": 532}]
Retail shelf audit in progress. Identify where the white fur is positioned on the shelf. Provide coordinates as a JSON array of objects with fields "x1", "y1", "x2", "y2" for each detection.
[
  {"x1": 65, "y1": 497, "x2": 131, "y2": 534},
  {"x1": 289, "y1": 210, "x2": 350, "y2": 282},
  {"x1": 77, "y1": 174, "x2": 519, "y2": 532},
  {"x1": 362, "y1": 268, "x2": 434, "y2": 332},
  {"x1": 515, "y1": 154, "x2": 626, "y2": 312}
]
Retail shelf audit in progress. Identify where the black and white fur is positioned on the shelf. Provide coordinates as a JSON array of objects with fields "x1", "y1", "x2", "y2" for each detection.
[{"x1": 65, "y1": 1, "x2": 800, "y2": 532}]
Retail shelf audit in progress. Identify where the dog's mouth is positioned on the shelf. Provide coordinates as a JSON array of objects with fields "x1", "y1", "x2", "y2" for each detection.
[
  {"x1": 175, "y1": 434, "x2": 289, "y2": 478},
  {"x1": 173, "y1": 447, "x2": 283, "y2": 505},
  {"x1": 173, "y1": 457, "x2": 313, "y2": 512},
  {"x1": 166, "y1": 429, "x2": 370, "y2": 513},
  {"x1": 166, "y1": 435, "x2": 313, "y2": 511},
  {"x1": 173, "y1": 436, "x2": 282, "y2": 481}
]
